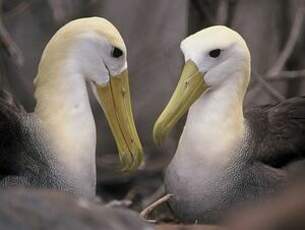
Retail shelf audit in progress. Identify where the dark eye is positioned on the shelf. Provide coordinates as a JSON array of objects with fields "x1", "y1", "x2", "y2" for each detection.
[
  {"x1": 209, "y1": 49, "x2": 221, "y2": 58},
  {"x1": 111, "y1": 47, "x2": 123, "y2": 58}
]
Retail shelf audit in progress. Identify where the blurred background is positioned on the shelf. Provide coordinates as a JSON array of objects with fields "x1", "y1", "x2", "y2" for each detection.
[{"x1": 1, "y1": 0, "x2": 305, "y2": 210}]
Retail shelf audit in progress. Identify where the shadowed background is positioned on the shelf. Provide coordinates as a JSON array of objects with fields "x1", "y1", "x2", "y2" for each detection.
[{"x1": 1, "y1": 0, "x2": 305, "y2": 209}]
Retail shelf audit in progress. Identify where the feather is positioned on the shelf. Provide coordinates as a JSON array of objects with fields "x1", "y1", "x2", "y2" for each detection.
[{"x1": 246, "y1": 97, "x2": 305, "y2": 168}]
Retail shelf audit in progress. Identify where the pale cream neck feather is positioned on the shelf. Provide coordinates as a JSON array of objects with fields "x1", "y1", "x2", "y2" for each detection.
[
  {"x1": 34, "y1": 62, "x2": 97, "y2": 196},
  {"x1": 176, "y1": 71, "x2": 248, "y2": 168},
  {"x1": 32, "y1": 22, "x2": 99, "y2": 196}
]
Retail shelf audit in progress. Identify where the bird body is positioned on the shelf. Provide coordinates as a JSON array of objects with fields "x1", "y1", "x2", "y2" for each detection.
[
  {"x1": 154, "y1": 26, "x2": 305, "y2": 223},
  {"x1": 0, "y1": 17, "x2": 143, "y2": 199}
]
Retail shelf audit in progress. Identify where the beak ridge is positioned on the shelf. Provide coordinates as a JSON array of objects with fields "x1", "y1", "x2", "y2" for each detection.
[{"x1": 96, "y1": 70, "x2": 143, "y2": 171}]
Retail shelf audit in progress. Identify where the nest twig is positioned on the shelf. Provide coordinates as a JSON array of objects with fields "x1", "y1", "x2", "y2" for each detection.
[{"x1": 140, "y1": 194, "x2": 173, "y2": 222}]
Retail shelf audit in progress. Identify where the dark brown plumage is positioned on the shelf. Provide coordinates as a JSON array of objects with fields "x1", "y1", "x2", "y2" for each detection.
[
  {"x1": 246, "y1": 97, "x2": 305, "y2": 170},
  {"x1": 0, "y1": 89, "x2": 70, "y2": 190}
]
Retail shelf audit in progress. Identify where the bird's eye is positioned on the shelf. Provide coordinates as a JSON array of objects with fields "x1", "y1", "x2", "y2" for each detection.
[
  {"x1": 111, "y1": 47, "x2": 123, "y2": 58},
  {"x1": 209, "y1": 49, "x2": 221, "y2": 58}
]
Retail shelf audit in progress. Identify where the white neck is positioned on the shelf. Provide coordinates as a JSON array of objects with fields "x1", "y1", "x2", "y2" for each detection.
[
  {"x1": 34, "y1": 63, "x2": 96, "y2": 197},
  {"x1": 176, "y1": 72, "x2": 248, "y2": 168}
]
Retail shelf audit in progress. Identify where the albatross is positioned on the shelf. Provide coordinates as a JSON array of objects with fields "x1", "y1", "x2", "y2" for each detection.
[
  {"x1": 0, "y1": 17, "x2": 143, "y2": 199},
  {"x1": 153, "y1": 26, "x2": 305, "y2": 223}
]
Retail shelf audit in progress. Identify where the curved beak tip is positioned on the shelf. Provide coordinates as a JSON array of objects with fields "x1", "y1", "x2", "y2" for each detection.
[
  {"x1": 153, "y1": 126, "x2": 163, "y2": 146},
  {"x1": 122, "y1": 152, "x2": 144, "y2": 172}
]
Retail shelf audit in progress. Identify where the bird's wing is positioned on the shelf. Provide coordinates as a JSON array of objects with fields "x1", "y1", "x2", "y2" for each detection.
[
  {"x1": 0, "y1": 89, "x2": 24, "y2": 112},
  {"x1": 0, "y1": 90, "x2": 50, "y2": 186},
  {"x1": 0, "y1": 90, "x2": 67, "y2": 189},
  {"x1": 0, "y1": 93, "x2": 25, "y2": 177},
  {"x1": 245, "y1": 97, "x2": 305, "y2": 169}
]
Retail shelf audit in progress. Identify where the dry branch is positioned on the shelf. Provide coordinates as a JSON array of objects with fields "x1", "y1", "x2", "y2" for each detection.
[
  {"x1": 253, "y1": 73, "x2": 285, "y2": 101},
  {"x1": 140, "y1": 194, "x2": 173, "y2": 221},
  {"x1": 0, "y1": 2, "x2": 24, "y2": 66},
  {"x1": 249, "y1": 4, "x2": 305, "y2": 101},
  {"x1": 265, "y1": 70, "x2": 305, "y2": 81},
  {"x1": 191, "y1": 0, "x2": 215, "y2": 24},
  {"x1": 3, "y1": 1, "x2": 32, "y2": 19},
  {"x1": 267, "y1": 6, "x2": 305, "y2": 76},
  {"x1": 216, "y1": 0, "x2": 229, "y2": 24}
]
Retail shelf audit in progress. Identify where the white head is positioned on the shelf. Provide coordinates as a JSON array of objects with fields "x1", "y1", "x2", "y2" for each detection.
[
  {"x1": 154, "y1": 26, "x2": 251, "y2": 144},
  {"x1": 181, "y1": 25, "x2": 251, "y2": 88},
  {"x1": 36, "y1": 17, "x2": 127, "y2": 86}
]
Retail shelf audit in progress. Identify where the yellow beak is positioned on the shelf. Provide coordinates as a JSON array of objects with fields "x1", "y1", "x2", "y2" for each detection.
[
  {"x1": 153, "y1": 60, "x2": 209, "y2": 145},
  {"x1": 96, "y1": 70, "x2": 143, "y2": 171}
]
